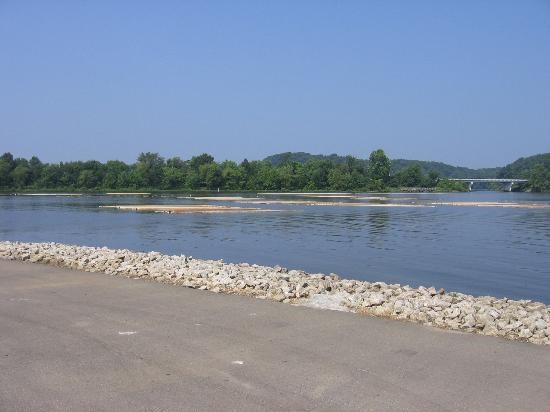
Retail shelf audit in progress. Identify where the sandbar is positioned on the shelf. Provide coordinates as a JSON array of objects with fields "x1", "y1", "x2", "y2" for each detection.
[
  {"x1": 260, "y1": 192, "x2": 354, "y2": 197},
  {"x1": 106, "y1": 192, "x2": 151, "y2": 195},
  {"x1": 431, "y1": 201, "x2": 550, "y2": 209},
  {"x1": 181, "y1": 196, "x2": 264, "y2": 201},
  {"x1": 237, "y1": 200, "x2": 432, "y2": 207},
  {"x1": 17, "y1": 193, "x2": 83, "y2": 196},
  {"x1": 99, "y1": 204, "x2": 279, "y2": 214}
]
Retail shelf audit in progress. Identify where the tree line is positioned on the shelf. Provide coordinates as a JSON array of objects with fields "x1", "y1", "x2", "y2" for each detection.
[
  {"x1": 497, "y1": 153, "x2": 550, "y2": 192},
  {"x1": 1, "y1": 150, "x2": 547, "y2": 192}
]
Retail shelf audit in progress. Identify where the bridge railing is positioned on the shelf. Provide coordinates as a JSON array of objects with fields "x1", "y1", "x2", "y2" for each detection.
[{"x1": 447, "y1": 178, "x2": 528, "y2": 191}]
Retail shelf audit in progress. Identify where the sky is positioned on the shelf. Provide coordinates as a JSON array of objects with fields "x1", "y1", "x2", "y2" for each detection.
[{"x1": 1, "y1": 1, "x2": 549, "y2": 168}]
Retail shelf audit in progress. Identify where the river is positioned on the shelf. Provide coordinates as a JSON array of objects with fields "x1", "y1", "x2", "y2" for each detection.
[{"x1": 1, "y1": 191, "x2": 549, "y2": 303}]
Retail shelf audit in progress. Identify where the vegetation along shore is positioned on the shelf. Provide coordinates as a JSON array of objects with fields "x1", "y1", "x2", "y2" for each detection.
[
  {"x1": 1, "y1": 241, "x2": 548, "y2": 345},
  {"x1": 1, "y1": 151, "x2": 549, "y2": 193}
]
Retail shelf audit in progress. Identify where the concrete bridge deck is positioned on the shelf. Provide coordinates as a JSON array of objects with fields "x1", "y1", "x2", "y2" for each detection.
[
  {"x1": 448, "y1": 178, "x2": 528, "y2": 183},
  {"x1": 1, "y1": 260, "x2": 549, "y2": 411},
  {"x1": 448, "y1": 178, "x2": 528, "y2": 191}
]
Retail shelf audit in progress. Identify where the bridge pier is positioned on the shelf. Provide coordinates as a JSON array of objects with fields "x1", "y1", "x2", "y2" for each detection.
[
  {"x1": 503, "y1": 181, "x2": 513, "y2": 192},
  {"x1": 468, "y1": 181, "x2": 474, "y2": 191}
]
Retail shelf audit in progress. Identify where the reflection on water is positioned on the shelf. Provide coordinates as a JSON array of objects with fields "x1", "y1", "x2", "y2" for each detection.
[{"x1": 1, "y1": 192, "x2": 549, "y2": 303}]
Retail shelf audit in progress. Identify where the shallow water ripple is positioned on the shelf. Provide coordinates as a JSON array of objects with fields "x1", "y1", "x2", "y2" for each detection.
[{"x1": 1, "y1": 192, "x2": 549, "y2": 302}]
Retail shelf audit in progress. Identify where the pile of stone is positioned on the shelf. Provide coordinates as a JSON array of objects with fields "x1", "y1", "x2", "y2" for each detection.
[{"x1": 1, "y1": 241, "x2": 548, "y2": 346}]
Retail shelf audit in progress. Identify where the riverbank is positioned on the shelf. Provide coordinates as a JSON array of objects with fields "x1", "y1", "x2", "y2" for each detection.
[
  {"x1": 0, "y1": 187, "x2": 467, "y2": 195},
  {"x1": 3, "y1": 259, "x2": 548, "y2": 411},
  {"x1": 1, "y1": 241, "x2": 548, "y2": 345}
]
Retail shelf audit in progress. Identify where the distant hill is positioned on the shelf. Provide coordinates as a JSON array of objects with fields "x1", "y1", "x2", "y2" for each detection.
[
  {"x1": 497, "y1": 153, "x2": 550, "y2": 178},
  {"x1": 263, "y1": 152, "x2": 500, "y2": 178},
  {"x1": 390, "y1": 159, "x2": 499, "y2": 178}
]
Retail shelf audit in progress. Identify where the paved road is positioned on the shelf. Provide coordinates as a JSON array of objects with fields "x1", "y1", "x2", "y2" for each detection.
[{"x1": 1, "y1": 260, "x2": 549, "y2": 411}]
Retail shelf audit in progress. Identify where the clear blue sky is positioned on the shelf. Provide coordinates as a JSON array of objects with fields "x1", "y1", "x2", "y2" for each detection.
[{"x1": 1, "y1": 1, "x2": 549, "y2": 168}]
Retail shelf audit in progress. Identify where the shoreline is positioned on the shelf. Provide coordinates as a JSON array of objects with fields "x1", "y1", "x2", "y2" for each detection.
[
  {"x1": 0, "y1": 240, "x2": 548, "y2": 345},
  {"x1": 0, "y1": 188, "x2": 473, "y2": 195},
  {"x1": 0, "y1": 241, "x2": 550, "y2": 345},
  {"x1": 3, "y1": 258, "x2": 549, "y2": 410}
]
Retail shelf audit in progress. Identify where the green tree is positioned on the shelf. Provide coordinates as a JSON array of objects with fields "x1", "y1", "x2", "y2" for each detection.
[
  {"x1": 367, "y1": 149, "x2": 391, "y2": 190},
  {"x1": 11, "y1": 160, "x2": 31, "y2": 188},
  {"x1": 0, "y1": 152, "x2": 15, "y2": 187},
  {"x1": 186, "y1": 169, "x2": 202, "y2": 189},
  {"x1": 77, "y1": 170, "x2": 99, "y2": 188},
  {"x1": 350, "y1": 170, "x2": 366, "y2": 188},
  {"x1": 220, "y1": 160, "x2": 243, "y2": 190},
  {"x1": 199, "y1": 163, "x2": 222, "y2": 189},
  {"x1": 190, "y1": 153, "x2": 214, "y2": 170},
  {"x1": 278, "y1": 162, "x2": 305, "y2": 191},
  {"x1": 28, "y1": 156, "x2": 43, "y2": 184},
  {"x1": 136, "y1": 152, "x2": 164, "y2": 187},
  {"x1": 103, "y1": 160, "x2": 130, "y2": 188},
  {"x1": 161, "y1": 166, "x2": 186, "y2": 189},
  {"x1": 529, "y1": 163, "x2": 550, "y2": 192},
  {"x1": 328, "y1": 167, "x2": 352, "y2": 191},
  {"x1": 436, "y1": 179, "x2": 468, "y2": 192},
  {"x1": 256, "y1": 162, "x2": 280, "y2": 190},
  {"x1": 166, "y1": 156, "x2": 186, "y2": 169},
  {"x1": 424, "y1": 170, "x2": 440, "y2": 187},
  {"x1": 161, "y1": 157, "x2": 188, "y2": 189},
  {"x1": 240, "y1": 159, "x2": 265, "y2": 190},
  {"x1": 38, "y1": 164, "x2": 62, "y2": 188},
  {"x1": 58, "y1": 161, "x2": 82, "y2": 188},
  {"x1": 304, "y1": 159, "x2": 333, "y2": 190},
  {"x1": 125, "y1": 168, "x2": 145, "y2": 189},
  {"x1": 395, "y1": 163, "x2": 422, "y2": 187}
]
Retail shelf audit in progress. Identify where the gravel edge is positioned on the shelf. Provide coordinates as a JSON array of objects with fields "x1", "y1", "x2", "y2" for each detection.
[{"x1": 1, "y1": 240, "x2": 548, "y2": 346}]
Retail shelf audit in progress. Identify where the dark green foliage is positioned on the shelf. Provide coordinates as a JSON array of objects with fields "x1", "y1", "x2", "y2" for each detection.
[
  {"x1": 392, "y1": 163, "x2": 422, "y2": 187},
  {"x1": 264, "y1": 152, "x2": 369, "y2": 169},
  {"x1": 391, "y1": 159, "x2": 500, "y2": 179},
  {"x1": 10, "y1": 158, "x2": 31, "y2": 188},
  {"x1": 497, "y1": 153, "x2": 550, "y2": 178},
  {"x1": 103, "y1": 160, "x2": 131, "y2": 188},
  {"x1": 266, "y1": 152, "x2": 500, "y2": 179},
  {"x1": 189, "y1": 153, "x2": 214, "y2": 170},
  {"x1": 497, "y1": 153, "x2": 550, "y2": 192},
  {"x1": 436, "y1": 179, "x2": 468, "y2": 192},
  {"x1": 136, "y1": 152, "x2": 164, "y2": 187},
  {"x1": 199, "y1": 163, "x2": 222, "y2": 190},
  {"x1": 528, "y1": 164, "x2": 550, "y2": 192},
  {"x1": 0, "y1": 153, "x2": 15, "y2": 187},
  {"x1": 367, "y1": 149, "x2": 391, "y2": 190},
  {"x1": 303, "y1": 159, "x2": 333, "y2": 190},
  {"x1": 425, "y1": 170, "x2": 440, "y2": 187},
  {"x1": 390, "y1": 164, "x2": 441, "y2": 188},
  {"x1": 277, "y1": 162, "x2": 306, "y2": 191},
  {"x1": 1, "y1": 151, "x2": 548, "y2": 192}
]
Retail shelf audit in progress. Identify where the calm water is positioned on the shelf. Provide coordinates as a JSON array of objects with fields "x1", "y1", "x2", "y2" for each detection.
[{"x1": 1, "y1": 192, "x2": 549, "y2": 303}]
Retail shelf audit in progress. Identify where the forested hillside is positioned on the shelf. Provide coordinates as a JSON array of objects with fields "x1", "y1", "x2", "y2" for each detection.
[
  {"x1": 497, "y1": 153, "x2": 550, "y2": 192},
  {"x1": 1, "y1": 150, "x2": 548, "y2": 192},
  {"x1": 390, "y1": 159, "x2": 499, "y2": 178},
  {"x1": 497, "y1": 153, "x2": 550, "y2": 178},
  {"x1": 265, "y1": 152, "x2": 499, "y2": 178}
]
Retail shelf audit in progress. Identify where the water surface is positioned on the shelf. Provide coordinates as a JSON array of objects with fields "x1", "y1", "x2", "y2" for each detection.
[{"x1": 1, "y1": 192, "x2": 549, "y2": 303}]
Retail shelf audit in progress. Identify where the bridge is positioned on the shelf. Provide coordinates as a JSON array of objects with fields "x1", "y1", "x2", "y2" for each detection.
[{"x1": 448, "y1": 178, "x2": 528, "y2": 191}]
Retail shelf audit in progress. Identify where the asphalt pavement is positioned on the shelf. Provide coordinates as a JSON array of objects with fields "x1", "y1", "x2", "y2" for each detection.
[{"x1": 1, "y1": 260, "x2": 549, "y2": 411}]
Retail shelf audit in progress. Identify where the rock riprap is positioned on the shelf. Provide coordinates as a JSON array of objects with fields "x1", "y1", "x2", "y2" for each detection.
[{"x1": 1, "y1": 241, "x2": 548, "y2": 346}]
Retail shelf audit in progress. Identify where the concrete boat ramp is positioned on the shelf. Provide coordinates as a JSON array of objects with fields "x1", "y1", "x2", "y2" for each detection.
[{"x1": 1, "y1": 260, "x2": 548, "y2": 411}]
